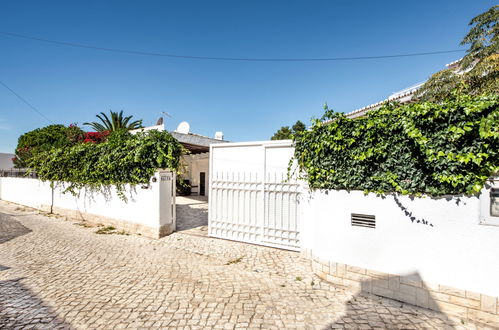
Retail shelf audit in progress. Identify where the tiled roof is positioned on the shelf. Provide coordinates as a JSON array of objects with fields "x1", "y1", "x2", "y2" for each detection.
[
  {"x1": 170, "y1": 132, "x2": 229, "y2": 147},
  {"x1": 446, "y1": 58, "x2": 463, "y2": 68},
  {"x1": 343, "y1": 82, "x2": 424, "y2": 119},
  {"x1": 130, "y1": 124, "x2": 229, "y2": 154},
  {"x1": 170, "y1": 132, "x2": 229, "y2": 154}
]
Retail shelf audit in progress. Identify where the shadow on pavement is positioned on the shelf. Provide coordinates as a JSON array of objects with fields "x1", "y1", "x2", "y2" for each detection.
[
  {"x1": 0, "y1": 212, "x2": 69, "y2": 328},
  {"x1": 328, "y1": 272, "x2": 457, "y2": 329},
  {"x1": 0, "y1": 212, "x2": 32, "y2": 245},
  {"x1": 0, "y1": 278, "x2": 69, "y2": 329}
]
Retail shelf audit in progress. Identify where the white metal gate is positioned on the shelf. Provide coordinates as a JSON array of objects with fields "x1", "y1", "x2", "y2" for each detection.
[{"x1": 208, "y1": 141, "x2": 300, "y2": 251}]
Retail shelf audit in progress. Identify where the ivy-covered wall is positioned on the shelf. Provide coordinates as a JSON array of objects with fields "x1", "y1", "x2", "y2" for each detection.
[
  {"x1": 28, "y1": 129, "x2": 184, "y2": 197},
  {"x1": 293, "y1": 94, "x2": 499, "y2": 196}
]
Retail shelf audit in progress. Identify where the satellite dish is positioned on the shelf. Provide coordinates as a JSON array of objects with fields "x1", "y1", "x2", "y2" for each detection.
[
  {"x1": 176, "y1": 121, "x2": 190, "y2": 134},
  {"x1": 215, "y1": 131, "x2": 224, "y2": 140},
  {"x1": 156, "y1": 117, "x2": 164, "y2": 125}
]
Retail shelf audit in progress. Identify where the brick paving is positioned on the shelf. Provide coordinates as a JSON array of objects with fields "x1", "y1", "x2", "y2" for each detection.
[{"x1": 0, "y1": 200, "x2": 484, "y2": 329}]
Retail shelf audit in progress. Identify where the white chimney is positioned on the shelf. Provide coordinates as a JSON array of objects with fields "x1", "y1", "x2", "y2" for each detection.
[{"x1": 214, "y1": 131, "x2": 224, "y2": 140}]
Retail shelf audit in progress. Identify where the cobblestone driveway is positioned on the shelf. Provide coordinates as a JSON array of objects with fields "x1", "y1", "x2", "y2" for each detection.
[
  {"x1": 175, "y1": 196, "x2": 208, "y2": 236},
  {"x1": 0, "y1": 200, "x2": 481, "y2": 329}
]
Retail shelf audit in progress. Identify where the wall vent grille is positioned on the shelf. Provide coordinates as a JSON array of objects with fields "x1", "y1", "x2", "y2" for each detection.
[{"x1": 351, "y1": 213, "x2": 376, "y2": 228}]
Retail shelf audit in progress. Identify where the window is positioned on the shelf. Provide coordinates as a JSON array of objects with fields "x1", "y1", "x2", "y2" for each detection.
[{"x1": 480, "y1": 180, "x2": 499, "y2": 226}]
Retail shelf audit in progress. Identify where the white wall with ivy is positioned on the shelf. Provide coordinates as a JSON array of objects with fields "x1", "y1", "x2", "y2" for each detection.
[{"x1": 0, "y1": 172, "x2": 175, "y2": 237}]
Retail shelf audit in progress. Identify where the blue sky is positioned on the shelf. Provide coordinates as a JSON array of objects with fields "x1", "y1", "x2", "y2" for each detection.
[{"x1": 0, "y1": 0, "x2": 494, "y2": 153}]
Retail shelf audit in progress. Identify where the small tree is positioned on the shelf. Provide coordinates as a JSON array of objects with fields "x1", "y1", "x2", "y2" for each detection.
[
  {"x1": 417, "y1": 5, "x2": 498, "y2": 102},
  {"x1": 460, "y1": 5, "x2": 498, "y2": 69},
  {"x1": 271, "y1": 126, "x2": 292, "y2": 140},
  {"x1": 14, "y1": 124, "x2": 84, "y2": 168},
  {"x1": 292, "y1": 120, "x2": 306, "y2": 134},
  {"x1": 271, "y1": 120, "x2": 306, "y2": 140},
  {"x1": 84, "y1": 110, "x2": 143, "y2": 132}
]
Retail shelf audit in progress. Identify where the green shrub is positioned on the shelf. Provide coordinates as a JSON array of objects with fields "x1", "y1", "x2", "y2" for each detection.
[
  {"x1": 293, "y1": 94, "x2": 499, "y2": 196},
  {"x1": 14, "y1": 124, "x2": 85, "y2": 167},
  {"x1": 28, "y1": 129, "x2": 184, "y2": 198},
  {"x1": 176, "y1": 178, "x2": 192, "y2": 196}
]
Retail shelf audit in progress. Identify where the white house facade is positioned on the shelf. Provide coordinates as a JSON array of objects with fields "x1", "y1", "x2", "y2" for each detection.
[{"x1": 0, "y1": 153, "x2": 15, "y2": 170}]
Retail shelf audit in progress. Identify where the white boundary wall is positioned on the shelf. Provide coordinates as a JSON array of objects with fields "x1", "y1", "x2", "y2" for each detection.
[
  {"x1": 0, "y1": 170, "x2": 176, "y2": 238},
  {"x1": 300, "y1": 184, "x2": 499, "y2": 298}
]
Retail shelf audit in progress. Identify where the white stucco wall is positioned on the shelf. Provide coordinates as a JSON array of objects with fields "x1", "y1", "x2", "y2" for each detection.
[
  {"x1": 129, "y1": 124, "x2": 165, "y2": 134},
  {"x1": 300, "y1": 184, "x2": 499, "y2": 297},
  {"x1": 0, "y1": 171, "x2": 175, "y2": 230},
  {"x1": 0, "y1": 177, "x2": 52, "y2": 208}
]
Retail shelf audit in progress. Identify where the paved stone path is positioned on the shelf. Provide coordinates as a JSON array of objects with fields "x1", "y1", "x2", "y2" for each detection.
[
  {"x1": 0, "y1": 200, "x2": 484, "y2": 329},
  {"x1": 175, "y1": 196, "x2": 208, "y2": 236}
]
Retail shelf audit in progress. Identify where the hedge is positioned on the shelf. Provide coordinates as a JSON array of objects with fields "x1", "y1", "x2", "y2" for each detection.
[
  {"x1": 28, "y1": 129, "x2": 184, "y2": 197},
  {"x1": 293, "y1": 94, "x2": 499, "y2": 196}
]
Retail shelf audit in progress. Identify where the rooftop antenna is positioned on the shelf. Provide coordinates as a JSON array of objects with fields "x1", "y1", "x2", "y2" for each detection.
[
  {"x1": 160, "y1": 111, "x2": 173, "y2": 130},
  {"x1": 162, "y1": 111, "x2": 173, "y2": 119}
]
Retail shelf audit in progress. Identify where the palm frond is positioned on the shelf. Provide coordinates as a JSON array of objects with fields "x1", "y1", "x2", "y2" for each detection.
[
  {"x1": 83, "y1": 121, "x2": 107, "y2": 132},
  {"x1": 128, "y1": 119, "x2": 143, "y2": 129},
  {"x1": 96, "y1": 112, "x2": 113, "y2": 131},
  {"x1": 85, "y1": 110, "x2": 143, "y2": 132},
  {"x1": 122, "y1": 115, "x2": 132, "y2": 127}
]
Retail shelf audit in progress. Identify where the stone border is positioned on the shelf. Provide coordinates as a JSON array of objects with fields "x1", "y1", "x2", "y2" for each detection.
[
  {"x1": 40, "y1": 205, "x2": 173, "y2": 239},
  {"x1": 304, "y1": 251, "x2": 499, "y2": 328}
]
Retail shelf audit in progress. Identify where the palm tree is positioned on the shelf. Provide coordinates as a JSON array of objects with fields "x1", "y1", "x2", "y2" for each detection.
[{"x1": 84, "y1": 110, "x2": 143, "y2": 132}]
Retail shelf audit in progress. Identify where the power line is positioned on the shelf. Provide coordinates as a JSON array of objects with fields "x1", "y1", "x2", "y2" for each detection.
[
  {"x1": 0, "y1": 31, "x2": 465, "y2": 62},
  {"x1": 0, "y1": 80, "x2": 53, "y2": 123}
]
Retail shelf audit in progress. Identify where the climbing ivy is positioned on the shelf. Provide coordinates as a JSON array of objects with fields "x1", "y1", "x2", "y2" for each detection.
[
  {"x1": 293, "y1": 94, "x2": 499, "y2": 196},
  {"x1": 28, "y1": 129, "x2": 185, "y2": 197}
]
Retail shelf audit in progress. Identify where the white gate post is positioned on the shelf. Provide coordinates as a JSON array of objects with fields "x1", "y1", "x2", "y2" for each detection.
[{"x1": 158, "y1": 169, "x2": 176, "y2": 237}]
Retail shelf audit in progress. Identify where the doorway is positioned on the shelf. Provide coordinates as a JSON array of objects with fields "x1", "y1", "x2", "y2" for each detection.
[{"x1": 199, "y1": 172, "x2": 206, "y2": 196}]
